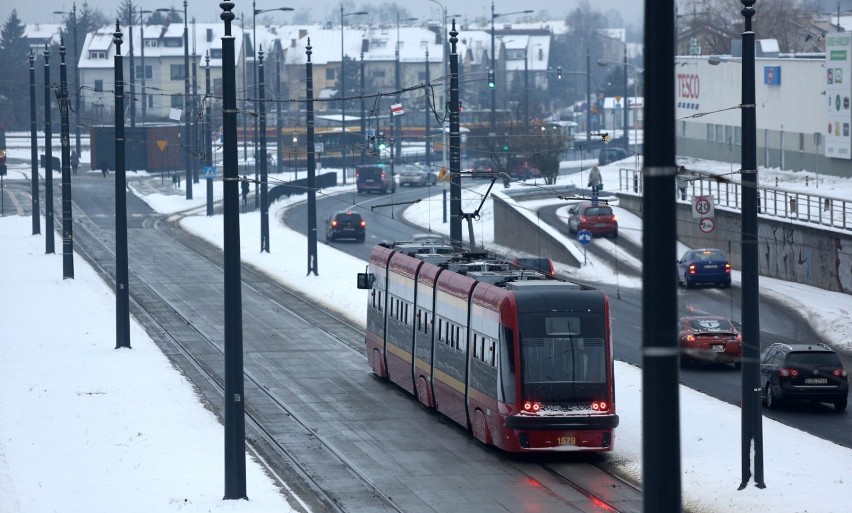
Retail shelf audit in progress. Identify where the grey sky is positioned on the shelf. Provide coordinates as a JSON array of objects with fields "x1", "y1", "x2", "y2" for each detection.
[{"x1": 4, "y1": 1, "x2": 643, "y2": 31}]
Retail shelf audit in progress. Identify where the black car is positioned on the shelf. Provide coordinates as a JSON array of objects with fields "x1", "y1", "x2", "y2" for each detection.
[
  {"x1": 760, "y1": 342, "x2": 848, "y2": 411},
  {"x1": 325, "y1": 210, "x2": 366, "y2": 243}
]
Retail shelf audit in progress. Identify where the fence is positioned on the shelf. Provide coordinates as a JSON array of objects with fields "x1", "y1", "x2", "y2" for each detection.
[{"x1": 618, "y1": 168, "x2": 851, "y2": 230}]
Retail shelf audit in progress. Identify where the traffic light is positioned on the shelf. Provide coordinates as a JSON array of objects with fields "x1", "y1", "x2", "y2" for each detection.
[
  {"x1": 377, "y1": 133, "x2": 387, "y2": 153},
  {"x1": 487, "y1": 69, "x2": 495, "y2": 89},
  {"x1": 502, "y1": 143, "x2": 509, "y2": 151},
  {"x1": 368, "y1": 135, "x2": 377, "y2": 155},
  {"x1": 556, "y1": 66, "x2": 563, "y2": 80}
]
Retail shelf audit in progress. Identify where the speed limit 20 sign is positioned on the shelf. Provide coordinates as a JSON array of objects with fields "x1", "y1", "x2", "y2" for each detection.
[{"x1": 692, "y1": 195, "x2": 715, "y2": 219}]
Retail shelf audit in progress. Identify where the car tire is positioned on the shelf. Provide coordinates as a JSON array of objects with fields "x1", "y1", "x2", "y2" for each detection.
[
  {"x1": 685, "y1": 277, "x2": 693, "y2": 289},
  {"x1": 611, "y1": 228, "x2": 618, "y2": 239},
  {"x1": 835, "y1": 396, "x2": 848, "y2": 412},
  {"x1": 733, "y1": 360, "x2": 741, "y2": 370},
  {"x1": 765, "y1": 384, "x2": 779, "y2": 409}
]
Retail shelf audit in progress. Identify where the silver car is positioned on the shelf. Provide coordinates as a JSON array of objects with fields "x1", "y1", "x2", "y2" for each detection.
[{"x1": 396, "y1": 165, "x2": 437, "y2": 187}]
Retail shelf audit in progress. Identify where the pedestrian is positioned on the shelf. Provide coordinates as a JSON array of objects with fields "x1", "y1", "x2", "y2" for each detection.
[
  {"x1": 588, "y1": 165, "x2": 602, "y2": 197},
  {"x1": 676, "y1": 165, "x2": 689, "y2": 201},
  {"x1": 241, "y1": 175, "x2": 249, "y2": 206},
  {"x1": 99, "y1": 159, "x2": 108, "y2": 178},
  {"x1": 70, "y1": 150, "x2": 79, "y2": 175}
]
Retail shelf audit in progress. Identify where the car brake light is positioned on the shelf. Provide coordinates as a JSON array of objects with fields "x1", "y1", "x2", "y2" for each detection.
[
  {"x1": 832, "y1": 369, "x2": 848, "y2": 377},
  {"x1": 611, "y1": 215, "x2": 617, "y2": 222},
  {"x1": 736, "y1": 334, "x2": 742, "y2": 342},
  {"x1": 331, "y1": 220, "x2": 338, "y2": 227},
  {"x1": 688, "y1": 264, "x2": 696, "y2": 275},
  {"x1": 522, "y1": 401, "x2": 541, "y2": 412},
  {"x1": 685, "y1": 334, "x2": 695, "y2": 343},
  {"x1": 581, "y1": 216, "x2": 588, "y2": 223},
  {"x1": 360, "y1": 220, "x2": 366, "y2": 227},
  {"x1": 779, "y1": 368, "x2": 799, "y2": 378},
  {"x1": 725, "y1": 263, "x2": 732, "y2": 273}
]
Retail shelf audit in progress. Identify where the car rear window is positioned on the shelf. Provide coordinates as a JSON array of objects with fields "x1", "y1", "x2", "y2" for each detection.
[
  {"x1": 335, "y1": 212, "x2": 362, "y2": 222},
  {"x1": 692, "y1": 250, "x2": 727, "y2": 261},
  {"x1": 357, "y1": 167, "x2": 384, "y2": 178},
  {"x1": 688, "y1": 318, "x2": 734, "y2": 332},
  {"x1": 584, "y1": 206, "x2": 613, "y2": 216},
  {"x1": 787, "y1": 351, "x2": 842, "y2": 367}
]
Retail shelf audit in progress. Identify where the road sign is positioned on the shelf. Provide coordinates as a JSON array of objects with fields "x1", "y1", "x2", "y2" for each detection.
[
  {"x1": 391, "y1": 103, "x2": 404, "y2": 116},
  {"x1": 692, "y1": 195, "x2": 715, "y2": 219},
  {"x1": 155, "y1": 140, "x2": 169, "y2": 152},
  {"x1": 699, "y1": 218, "x2": 716, "y2": 233},
  {"x1": 577, "y1": 229, "x2": 593, "y2": 245},
  {"x1": 204, "y1": 166, "x2": 216, "y2": 178}
]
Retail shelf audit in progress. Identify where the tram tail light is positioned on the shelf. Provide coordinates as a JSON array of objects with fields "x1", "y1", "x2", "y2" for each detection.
[
  {"x1": 591, "y1": 401, "x2": 609, "y2": 411},
  {"x1": 522, "y1": 401, "x2": 541, "y2": 413}
]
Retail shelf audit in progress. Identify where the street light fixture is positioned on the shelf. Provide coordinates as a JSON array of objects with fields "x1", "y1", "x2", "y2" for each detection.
[
  {"x1": 53, "y1": 4, "x2": 81, "y2": 158},
  {"x1": 340, "y1": 7, "x2": 367, "y2": 184},
  {"x1": 490, "y1": 2, "x2": 533, "y2": 138},
  {"x1": 156, "y1": 1, "x2": 192, "y2": 200}
]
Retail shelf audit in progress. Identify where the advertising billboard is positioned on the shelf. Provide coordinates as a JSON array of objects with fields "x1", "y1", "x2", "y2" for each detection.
[{"x1": 826, "y1": 33, "x2": 852, "y2": 159}]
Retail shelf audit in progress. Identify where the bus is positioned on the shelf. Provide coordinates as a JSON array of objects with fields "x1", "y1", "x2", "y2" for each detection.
[{"x1": 357, "y1": 242, "x2": 618, "y2": 452}]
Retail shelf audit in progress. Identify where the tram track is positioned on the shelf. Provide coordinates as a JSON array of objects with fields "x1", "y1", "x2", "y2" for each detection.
[
  {"x1": 71, "y1": 207, "x2": 406, "y2": 513},
  {"x1": 61, "y1": 185, "x2": 643, "y2": 513}
]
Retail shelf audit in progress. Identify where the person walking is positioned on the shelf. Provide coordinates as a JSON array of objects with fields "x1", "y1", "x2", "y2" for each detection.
[
  {"x1": 70, "y1": 150, "x2": 79, "y2": 175},
  {"x1": 241, "y1": 175, "x2": 249, "y2": 207},
  {"x1": 588, "y1": 165, "x2": 602, "y2": 197}
]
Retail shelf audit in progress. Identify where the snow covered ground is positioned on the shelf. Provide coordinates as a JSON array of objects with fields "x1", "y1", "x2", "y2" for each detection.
[{"x1": 1, "y1": 149, "x2": 851, "y2": 512}]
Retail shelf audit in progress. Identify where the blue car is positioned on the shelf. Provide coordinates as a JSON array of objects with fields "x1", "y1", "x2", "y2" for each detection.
[{"x1": 677, "y1": 248, "x2": 731, "y2": 288}]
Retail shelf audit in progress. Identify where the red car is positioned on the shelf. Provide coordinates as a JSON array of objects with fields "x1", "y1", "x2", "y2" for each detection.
[
  {"x1": 677, "y1": 316, "x2": 742, "y2": 369},
  {"x1": 567, "y1": 201, "x2": 618, "y2": 238}
]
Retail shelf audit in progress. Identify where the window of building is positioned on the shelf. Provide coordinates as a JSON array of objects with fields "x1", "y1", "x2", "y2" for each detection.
[
  {"x1": 326, "y1": 68, "x2": 335, "y2": 81},
  {"x1": 418, "y1": 71, "x2": 427, "y2": 81},
  {"x1": 715, "y1": 124, "x2": 724, "y2": 143},
  {"x1": 94, "y1": 80, "x2": 103, "y2": 92},
  {"x1": 171, "y1": 93, "x2": 183, "y2": 109},
  {"x1": 213, "y1": 78, "x2": 223, "y2": 95},
  {"x1": 373, "y1": 69, "x2": 386, "y2": 78},
  {"x1": 89, "y1": 50, "x2": 107, "y2": 59},
  {"x1": 210, "y1": 48, "x2": 222, "y2": 59},
  {"x1": 706, "y1": 124, "x2": 714, "y2": 142},
  {"x1": 144, "y1": 39, "x2": 158, "y2": 48},
  {"x1": 135, "y1": 65, "x2": 153, "y2": 79},
  {"x1": 163, "y1": 38, "x2": 182, "y2": 48},
  {"x1": 170, "y1": 64, "x2": 186, "y2": 80}
]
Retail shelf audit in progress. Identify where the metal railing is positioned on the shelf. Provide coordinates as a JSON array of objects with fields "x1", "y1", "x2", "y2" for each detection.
[{"x1": 618, "y1": 168, "x2": 851, "y2": 230}]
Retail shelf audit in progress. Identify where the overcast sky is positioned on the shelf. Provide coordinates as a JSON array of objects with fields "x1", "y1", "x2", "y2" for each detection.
[{"x1": 4, "y1": 1, "x2": 643, "y2": 30}]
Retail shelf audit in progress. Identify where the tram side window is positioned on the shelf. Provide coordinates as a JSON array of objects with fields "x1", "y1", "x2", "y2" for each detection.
[
  {"x1": 377, "y1": 291, "x2": 383, "y2": 311},
  {"x1": 487, "y1": 338, "x2": 496, "y2": 367}
]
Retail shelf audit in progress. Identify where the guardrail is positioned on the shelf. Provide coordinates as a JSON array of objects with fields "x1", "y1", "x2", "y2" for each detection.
[{"x1": 618, "y1": 168, "x2": 852, "y2": 230}]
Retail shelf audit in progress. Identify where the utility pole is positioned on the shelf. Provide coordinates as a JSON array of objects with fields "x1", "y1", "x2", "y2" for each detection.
[
  {"x1": 259, "y1": 47, "x2": 269, "y2": 253},
  {"x1": 641, "y1": 0, "x2": 681, "y2": 511},
  {"x1": 43, "y1": 45, "x2": 55, "y2": 255},
  {"x1": 448, "y1": 21, "x2": 462, "y2": 246},
  {"x1": 29, "y1": 50, "x2": 40, "y2": 236},
  {"x1": 59, "y1": 40, "x2": 74, "y2": 279},
  {"x1": 219, "y1": 1, "x2": 247, "y2": 499},
  {"x1": 113, "y1": 22, "x2": 130, "y2": 348},
  {"x1": 739, "y1": 0, "x2": 765, "y2": 491},
  {"x1": 206, "y1": 52, "x2": 214, "y2": 217},
  {"x1": 306, "y1": 39, "x2": 318, "y2": 276}
]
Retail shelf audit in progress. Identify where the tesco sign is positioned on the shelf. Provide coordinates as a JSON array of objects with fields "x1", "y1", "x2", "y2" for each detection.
[{"x1": 677, "y1": 73, "x2": 700, "y2": 99}]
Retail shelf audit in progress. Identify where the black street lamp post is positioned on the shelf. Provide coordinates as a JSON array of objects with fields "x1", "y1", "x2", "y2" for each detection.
[
  {"x1": 340, "y1": 7, "x2": 367, "y2": 184},
  {"x1": 218, "y1": 1, "x2": 248, "y2": 499},
  {"x1": 113, "y1": 23, "x2": 130, "y2": 348},
  {"x1": 29, "y1": 50, "x2": 40, "y2": 236},
  {"x1": 43, "y1": 45, "x2": 55, "y2": 255},
  {"x1": 395, "y1": 15, "x2": 417, "y2": 163},
  {"x1": 53, "y1": 4, "x2": 81, "y2": 158}
]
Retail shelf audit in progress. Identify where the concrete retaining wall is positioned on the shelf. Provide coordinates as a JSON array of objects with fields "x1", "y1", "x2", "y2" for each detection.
[
  {"x1": 492, "y1": 194, "x2": 582, "y2": 268},
  {"x1": 618, "y1": 193, "x2": 852, "y2": 294}
]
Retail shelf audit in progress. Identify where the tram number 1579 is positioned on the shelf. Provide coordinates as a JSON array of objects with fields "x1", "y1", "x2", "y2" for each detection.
[{"x1": 558, "y1": 436, "x2": 577, "y2": 446}]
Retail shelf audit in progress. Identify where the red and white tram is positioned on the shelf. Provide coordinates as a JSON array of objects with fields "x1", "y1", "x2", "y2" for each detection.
[{"x1": 358, "y1": 241, "x2": 619, "y2": 452}]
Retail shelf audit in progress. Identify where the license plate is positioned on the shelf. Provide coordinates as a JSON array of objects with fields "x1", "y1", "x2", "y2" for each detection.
[
  {"x1": 595, "y1": 223, "x2": 608, "y2": 228},
  {"x1": 704, "y1": 264, "x2": 718, "y2": 269},
  {"x1": 366, "y1": 179, "x2": 375, "y2": 183},
  {"x1": 711, "y1": 344, "x2": 725, "y2": 352},
  {"x1": 805, "y1": 378, "x2": 827, "y2": 384}
]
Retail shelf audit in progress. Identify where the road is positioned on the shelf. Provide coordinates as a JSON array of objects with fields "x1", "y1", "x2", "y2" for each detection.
[{"x1": 284, "y1": 180, "x2": 852, "y2": 449}]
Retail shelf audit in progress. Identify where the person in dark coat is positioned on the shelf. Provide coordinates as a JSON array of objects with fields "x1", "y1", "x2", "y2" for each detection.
[{"x1": 241, "y1": 175, "x2": 249, "y2": 206}]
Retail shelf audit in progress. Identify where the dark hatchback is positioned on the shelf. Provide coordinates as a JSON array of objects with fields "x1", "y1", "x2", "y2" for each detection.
[
  {"x1": 325, "y1": 210, "x2": 366, "y2": 242},
  {"x1": 677, "y1": 248, "x2": 731, "y2": 288},
  {"x1": 760, "y1": 343, "x2": 848, "y2": 411}
]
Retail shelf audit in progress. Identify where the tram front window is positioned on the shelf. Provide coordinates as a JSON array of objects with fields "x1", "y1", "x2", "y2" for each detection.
[{"x1": 519, "y1": 313, "x2": 607, "y2": 402}]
